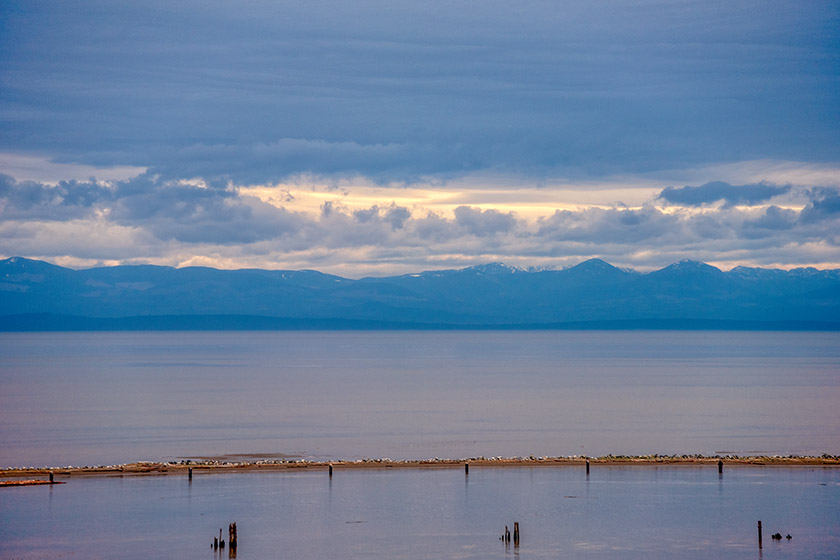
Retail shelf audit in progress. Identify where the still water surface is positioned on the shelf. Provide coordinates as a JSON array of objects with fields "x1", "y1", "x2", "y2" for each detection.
[
  {"x1": 2, "y1": 330, "x2": 840, "y2": 558},
  {"x1": 1, "y1": 465, "x2": 839, "y2": 559},
  {"x1": 1, "y1": 330, "x2": 839, "y2": 467}
]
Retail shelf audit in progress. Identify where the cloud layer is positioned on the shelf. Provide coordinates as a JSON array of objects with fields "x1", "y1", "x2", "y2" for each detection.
[
  {"x1": 2, "y1": 1, "x2": 838, "y2": 184},
  {"x1": 2, "y1": 174, "x2": 837, "y2": 276},
  {"x1": 658, "y1": 182, "x2": 792, "y2": 207},
  {"x1": 1, "y1": 1, "x2": 838, "y2": 272}
]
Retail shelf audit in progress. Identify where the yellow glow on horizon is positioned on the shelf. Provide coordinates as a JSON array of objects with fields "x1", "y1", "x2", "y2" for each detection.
[{"x1": 239, "y1": 180, "x2": 662, "y2": 219}]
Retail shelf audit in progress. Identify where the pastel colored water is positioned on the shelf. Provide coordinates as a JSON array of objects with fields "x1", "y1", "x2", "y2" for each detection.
[
  {"x1": 1, "y1": 330, "x2": 839, "y2": 468},
  {"x1": 2, "y1": 330, "x2": 840, "y2": 558},
  {"x1": 1, "y1": 465, "x2": 839, "y2": 559}
]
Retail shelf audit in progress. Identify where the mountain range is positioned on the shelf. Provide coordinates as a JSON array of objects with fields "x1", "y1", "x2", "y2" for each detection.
[{"x1": 2, "y1": 257, "x2": 839, "y2": 330}]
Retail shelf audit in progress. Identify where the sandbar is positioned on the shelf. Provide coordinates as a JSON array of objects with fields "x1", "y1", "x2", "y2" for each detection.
[{"x1": 3, "y1": 454, "x2": 838, "y2": 482}]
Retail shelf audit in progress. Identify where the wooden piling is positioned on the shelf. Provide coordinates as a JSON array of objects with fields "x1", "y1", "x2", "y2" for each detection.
[
  {"x1": 49, "y1": 471, "x2": 54, "y2": 483},
  {"x1": 189, "y1": 467, "x2": 193, "y2": 480},
  {"x1": 513, "y1": 522, "x2": 519, "y2": 546},
  {"x1": 758, "y1": 520, "x2": 762, "y2": 548},
  {"x1": 329, "y1": 464, "x2": 333, "y2": 477},
  {"x1": 214, "y1": 537, "x2": 218, "y2": 550},
  {"x1": 219, "y1": 528, "x2": 225, "y2": 549},
  {"x1": 585, "y1": 459, "x2": 590, "y2": 475},
  {"x1": 229, "y1": 522, "x2": 237, "y2": 550},
  {"x1": 505, "y1": 525, "x2": 510, "y2": 542},
  {"x1": 718, "y1": 460, "x2": 723, "y2": 474},
  {"x1": 465, "y1": 462, "x2": 469, "y2": 475}
]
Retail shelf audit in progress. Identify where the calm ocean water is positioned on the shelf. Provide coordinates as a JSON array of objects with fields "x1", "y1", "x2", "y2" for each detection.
[
  {"x1": 2, "y1": 465, "x2": 839, "y2": 559},
  {"x1": 2, "y1": 330, "x2": 840, "y2": 558},
  {"x1": 1, "y1": 330, "x2": 839, "y2": 468}
]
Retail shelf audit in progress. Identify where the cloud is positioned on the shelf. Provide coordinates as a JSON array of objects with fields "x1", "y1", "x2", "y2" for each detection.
[
  {"x1": 0, "y1": 174, "x2": 113, "y2": 220},
  {"x1": 352, "y1": 204, "x2": 411, "y2": 230},
  {"x1": 0, "y1": 153, "x2": 145, "y2": 184},
  {"x1": 2, "y1": 172, "x2": 839, "y2": 275},
  {"x1": 2, "y1": 1, "x2": 839, "y2": 275},
  {"x1": 799, "y1": 187, "x2": 840, "y2": 224},
  {"x1": 657, "y1": 181, "x2": 792, "y2": 207},
  {"x1": 453, "y1": 206, "x2": 519, "y2": 236},
  {"x1": 0, "y1": 173, "x2": 307, "y2": 245},
  {"x1": 2, "y1": 1, "x2": 838, "y2": 184},
  {"x1": 538, "y1": 205, "x2": 678, "y2": 244},
  {"x1": 154, "y1": 140, "x2": 482, "y2": 185},
  {"x1": 110, "y1": 176, "x2": 310, "y2": 244},
  {"x1": 744, "y1": 206, "x2": 798, "y2": 230}
]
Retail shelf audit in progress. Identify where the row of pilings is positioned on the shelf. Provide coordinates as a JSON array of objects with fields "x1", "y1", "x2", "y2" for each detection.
[{"x1": 212, "y1": 523, "x2": 237, "y2": 557}]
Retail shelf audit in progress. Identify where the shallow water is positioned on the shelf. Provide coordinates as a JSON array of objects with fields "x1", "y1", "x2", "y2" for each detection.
[
  {"x1": 1, "y1": 465, "x2": 839, "y2": 559},
  {"x1": 1, "y1": 330, "x2": 839, "y2": 467}
]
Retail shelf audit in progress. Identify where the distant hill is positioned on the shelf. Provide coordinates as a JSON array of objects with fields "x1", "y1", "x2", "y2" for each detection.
[{"x1": 2, "y1": 257, "x2": 839, "y2": 330}]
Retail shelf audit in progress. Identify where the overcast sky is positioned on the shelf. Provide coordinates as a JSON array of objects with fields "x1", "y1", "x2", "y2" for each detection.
[{"x1": 1, "y1": 0, "x2": 838, "y2": 276}]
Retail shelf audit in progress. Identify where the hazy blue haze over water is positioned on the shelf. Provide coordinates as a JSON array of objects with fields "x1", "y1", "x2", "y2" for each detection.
[{"x1": 1, "y1": 330, "x2": 838, "y2": 468}]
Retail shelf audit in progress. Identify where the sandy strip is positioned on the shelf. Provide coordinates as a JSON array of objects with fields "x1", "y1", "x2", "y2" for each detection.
[
  {"x1": 0, "y1": 480, "x2": 65, "y2": 487},
  {"x1": 3, "y1": 454, "x2": 839, "y2": 480}
]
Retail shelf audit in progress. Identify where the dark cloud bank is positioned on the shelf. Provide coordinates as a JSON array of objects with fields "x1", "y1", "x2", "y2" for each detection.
[
  {"x1": 658, "y1": 182, "x2": 792, "y2": 207},
  {"x1": 2, "y1": 0, "x2": 838, "y2": 184}
]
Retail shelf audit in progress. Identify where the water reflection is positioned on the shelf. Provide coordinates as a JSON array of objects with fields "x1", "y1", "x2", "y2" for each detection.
[{"x1": 1, "y1": 466, "x2": 838, "y2": 559}]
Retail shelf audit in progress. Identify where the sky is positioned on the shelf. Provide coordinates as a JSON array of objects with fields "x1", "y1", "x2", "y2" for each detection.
[{"x1": 1, "y1": 0, "x2": 838, "y2": 277}]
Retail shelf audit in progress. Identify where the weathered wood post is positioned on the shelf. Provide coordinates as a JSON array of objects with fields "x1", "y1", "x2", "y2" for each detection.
[
  {"x1": 585, "y1": 459, "x2": 590, "y2": 476},
  {"x1": 718, "y1": 460, "x2": 723, "y2": 474},
  {"x1": 49, "y1": 471, "x2": 54, "y2": 483},
  {"x1": 758, "y1": 520, "x2": 763, "y2": 548},
  {"x1": 219, "y1": 528, "x2": 225, "y2": 549},
  {"x1": 513, "y1": 522, "x2": 519, "y2": 546},
  {"x1": 329, "y1": 464, "x2": 333, "y2": 477},
  {"x1": 505, "y1": 525, "x2": 510, "y2": 542},
  {"x1": 214, "y1": 536, "x2": 218, "y2": 550},
  {"x1": 465, "y1": 462, "x2": 469, "y2": 475},
  {"x1": 229, "y1": 522, "x2": 237, "y2": 550},
  {"x1": 189, "y1": 467, "x2": 193, "y2": 480}
]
